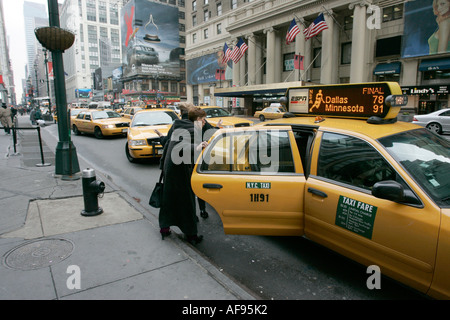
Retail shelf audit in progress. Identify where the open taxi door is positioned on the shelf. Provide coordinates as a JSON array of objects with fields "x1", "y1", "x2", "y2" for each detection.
[{"x1": 191, "y1": 126, "x2": 305, "y2": 236}]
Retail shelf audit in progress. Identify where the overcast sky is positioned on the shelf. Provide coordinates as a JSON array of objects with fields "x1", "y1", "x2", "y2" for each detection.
[{"x1": 3, "y1": 0, "x2": 54, "y2": 101}]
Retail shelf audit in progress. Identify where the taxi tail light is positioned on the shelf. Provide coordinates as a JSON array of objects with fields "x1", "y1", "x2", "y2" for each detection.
[{"x1": 412, "y1": 117, "x2": 418, "y2": 122}]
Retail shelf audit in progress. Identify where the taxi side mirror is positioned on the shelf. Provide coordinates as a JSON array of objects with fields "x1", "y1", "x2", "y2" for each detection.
[{"x1": 372, "y1": 180, "x2": 404, "y2": 202}]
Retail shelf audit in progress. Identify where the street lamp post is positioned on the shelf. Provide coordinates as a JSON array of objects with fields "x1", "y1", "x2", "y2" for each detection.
[{"x1": 34, "y1": 0, "x2": 80, "y2": 179}]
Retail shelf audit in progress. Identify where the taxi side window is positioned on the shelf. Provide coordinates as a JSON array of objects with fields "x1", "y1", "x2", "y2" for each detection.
[
  {"x1": 85, "y1": 114, "x2": 91, "y2": 120},
  {"x1": 201, "y1": 130, "x2": 295, "y2": 174},
  {"x1": 317, "y1": 132, "x2": 396, "y2": 190}
]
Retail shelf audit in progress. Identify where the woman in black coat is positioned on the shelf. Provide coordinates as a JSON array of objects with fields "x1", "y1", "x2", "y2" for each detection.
[{"x1": 155, "y1": 107, "x2": 209, "y2": 245}]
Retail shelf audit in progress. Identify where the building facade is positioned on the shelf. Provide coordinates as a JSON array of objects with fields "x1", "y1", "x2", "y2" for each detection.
[
  {"x1": 184, "y1": 0, "x2": 450, "y2": 116},
  {"x1": 60, "y1": 0, "x2": 127, "y2": 104},
  {"x1": 0, "y1": 0, "x2": 15, "y2": 104}
]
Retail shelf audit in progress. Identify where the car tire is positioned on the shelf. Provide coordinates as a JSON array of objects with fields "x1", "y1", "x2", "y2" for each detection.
[
  {"x1": 125, "y1": 142, "x2": 136, "y2": 163},
  {"x1": 259, "y1": 115, "x2": 265, "y2": 122},
  {"x1": 73, "y1": 125, "x2": 81, "y2": 135},
  {"x1": 94, "y1": 127, "x2": 103, "y2": 139},
  {"x1": 426, "y1": 122, "x2": 442, "y2": 134}
]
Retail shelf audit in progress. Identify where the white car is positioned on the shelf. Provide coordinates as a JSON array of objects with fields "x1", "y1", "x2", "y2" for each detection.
[{"x1": 412, "y1": 108, "x2": 450, "y2": 134}]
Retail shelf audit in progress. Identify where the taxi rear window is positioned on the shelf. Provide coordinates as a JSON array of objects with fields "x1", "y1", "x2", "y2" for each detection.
[
  {"x1": 201, "y1": 130, "x2": 295, "y2": 174},
  {"x1": 379, "y1": 129, "x2": 450, "y2": 207}
]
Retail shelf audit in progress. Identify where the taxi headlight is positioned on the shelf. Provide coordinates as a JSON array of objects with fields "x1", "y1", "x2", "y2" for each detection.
[
  {"x1": 129, "y1": 139, "x2": 147, "y2": 146},
  {"x1": 249, "y1": 123, "x2": 254, "y2": 126},
  {"x1": 102, "y1": 124, "x2": 115, "y2": 129},
  {"x1": 223, "y1": 125, "x2": 234, "y2": 128}
]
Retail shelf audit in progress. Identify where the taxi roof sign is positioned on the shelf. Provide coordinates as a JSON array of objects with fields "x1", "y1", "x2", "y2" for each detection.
[{"x1": 285, "y1": 82, "x2": 407, "y2": 120}]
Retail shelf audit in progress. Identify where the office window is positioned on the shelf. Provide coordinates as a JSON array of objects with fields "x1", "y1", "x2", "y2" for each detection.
[
  {"x1": 192, "y1": 33, "x2": 197, "y2": 44},
  {"x1": 204, "y1": 9, "x2": 209, "y2": 22},
  {"x1": 192, "y1": 0, "x2": 197, "y2": 11},
  {"x1": 341, "y1": 42, "x2": 352, "y2": 64},
  {"x1": 383, "y1": 4, "x2": 404, "y2": 22},
  {"x1": 217, "y1": 3, "x2": 222, "y2": 16},
  {"x1": 204, "y1": 28, "x2": 209, "y2": 39},
  {"x1": 313, "y1": 48, "x2": 321, "y2": 68},
  {"x1": 231, "y1": 0, "x2": 237, "y2": 9},
  {"x1": 193, "y1": 15, "x2": 197, "y2": 26},
  {"x1": 216, "y1": 23, "x2": 222, "y2": 35}
]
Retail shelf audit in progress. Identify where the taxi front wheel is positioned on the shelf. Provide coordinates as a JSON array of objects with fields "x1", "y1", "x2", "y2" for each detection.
[
  {"x1": 94, "y1": 127, "x2": 103, "y2": 139},
  {"x1": 125, "y1": 142, "x2": 136, "y2": 163},
  {"x1": 259, "y1": 115, "x2": 265, "y2": 121}
]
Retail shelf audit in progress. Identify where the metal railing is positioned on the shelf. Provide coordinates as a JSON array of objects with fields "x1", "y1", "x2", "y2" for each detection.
[{"x1": 1, "y1": 125, "x2": 51, "y2": 167}]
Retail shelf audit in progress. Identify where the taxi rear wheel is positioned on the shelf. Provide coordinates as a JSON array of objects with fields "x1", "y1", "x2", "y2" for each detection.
[
  {"x1": 94, "y1": 127, "x2": 103, "y2": 139},
  {"x1": 72, "y1": 125, "x2": 81, "y2": 135},
  {"x1": 125, "y1": 142, "x2": 136, "y2": 163}
]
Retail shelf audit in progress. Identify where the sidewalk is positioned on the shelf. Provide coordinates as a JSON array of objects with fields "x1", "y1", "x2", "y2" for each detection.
[{"x1": 0, "y1": 116, "x2": 256, "y2": 300}]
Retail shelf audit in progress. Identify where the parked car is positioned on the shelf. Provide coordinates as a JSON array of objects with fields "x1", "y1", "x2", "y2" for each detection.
[
  {"x1": 125, "y1": 108, "x2": 179, "y2": 162},
  {"x1": 412, "y1": 108, "x2": 450, "y2": 134},
  {"x1": 72, "y1": 109, "x2": 130, "y2": 138},
  {"x1": 254, "y1": 105, "x2": 287, "y2": 121},
  {"x1": 199, "y1": 106, "x2": 254, "y2": 128}
]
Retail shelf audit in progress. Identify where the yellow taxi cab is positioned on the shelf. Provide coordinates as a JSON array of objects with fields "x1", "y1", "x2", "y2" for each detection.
[
  {"x1": 121, "y1": 107, "x2": 144, "y2": 119},
  {"x1": 125, "y1": 108, "x2": 179, "y2": 162},
  {"x1": 69, "y1": 108, "x2": 88, "y2": 126},
  {"x1": 253, "y1": 105, "x2": 287, "y2": 121},
  {"x1": 199, "y1": 106, "x2": 254, "y2": 128},
  {"x1": 191, "y1": 82, "x2": 450, "y2": 299},
  {"x1": 72, "y1": 109, "x2": 130, "y2": 138}
]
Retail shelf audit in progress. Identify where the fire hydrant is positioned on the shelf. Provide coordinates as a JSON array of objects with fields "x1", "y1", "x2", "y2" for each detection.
[{"x1": 81, "y1": 168, "x2": 105, "y2": 216}]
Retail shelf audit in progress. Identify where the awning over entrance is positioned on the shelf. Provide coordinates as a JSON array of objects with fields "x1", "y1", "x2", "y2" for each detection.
[
  {"x1": 373, "y1": 62, "x2": 401, "y2": 75},
  {"x1": 419, "y1": 57, "x2": 450, "y2": 71},
  {"x1": 214, "y1": 81, "x2": 306, "y2": 98}
]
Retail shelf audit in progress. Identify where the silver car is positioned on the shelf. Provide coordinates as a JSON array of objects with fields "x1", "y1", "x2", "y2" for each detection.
[{"x1": 412, "y1": 108, "x2": 450, "y2": 134}]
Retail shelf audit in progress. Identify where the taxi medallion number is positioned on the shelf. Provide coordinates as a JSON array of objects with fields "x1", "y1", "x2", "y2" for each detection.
[{"x1": 246, "y1": 182, "x2": 271, "y2": 203}]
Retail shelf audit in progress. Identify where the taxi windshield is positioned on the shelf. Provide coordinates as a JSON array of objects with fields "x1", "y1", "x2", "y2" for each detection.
[
  {"x1": 92, "y1": 111, "x2": 121, "y2": 119},
  {"x1": 204, "y1": 108, "x2": 232, "y2": 118},
  {"x1": 131, "y1": 111, "x2": 178, "y2": 127},
  {"x1": 379, "y1": 129, "x2": 450, "y2": 207}
]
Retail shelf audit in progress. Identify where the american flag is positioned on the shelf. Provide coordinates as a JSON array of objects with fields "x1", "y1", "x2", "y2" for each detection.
[
  {"x1": 303, "y1": 13, "x2": 328, "y2": 41},
  {"x1": 286, "y1": 19, "x2": 300, "y2": 45},
  {"x1": 230, "y1": 38, "x2": 248, "y2": 63},
  {"x1": 222, "y1": 43, "x2": 232, "y2": 64}
]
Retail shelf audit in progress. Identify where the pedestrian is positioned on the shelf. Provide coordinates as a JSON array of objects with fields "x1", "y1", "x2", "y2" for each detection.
[
  {"x1": 30, "y1": 107, "x2": 36, "y2": 125},
  {"x1": 0, "y1": 102, "x2": 13, "y2": 134},
  {"x1": 157, "y1": 103, "x2": 222, "y2": 220},
  {"x1": 154, "y1": 107, "x2": 209, "y2": 245}
]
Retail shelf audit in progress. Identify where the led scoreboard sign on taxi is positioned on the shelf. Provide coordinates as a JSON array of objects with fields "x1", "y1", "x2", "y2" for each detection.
[{"x1": 287, "y1": 82, "x2": 407, "y2": 119}]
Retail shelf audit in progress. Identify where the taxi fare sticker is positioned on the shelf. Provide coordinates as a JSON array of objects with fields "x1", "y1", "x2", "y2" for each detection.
[
  {"x1": 246, "y1": 182, "x2": 271, "y2": 189},
  {"x1": 335, "y1": 196, "x2": 378, "y2": 239}
]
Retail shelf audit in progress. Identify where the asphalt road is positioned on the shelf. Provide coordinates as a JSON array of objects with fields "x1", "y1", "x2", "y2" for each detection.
[{"x1": 41, "y1": 119, "x2": 432, "y2": 300}]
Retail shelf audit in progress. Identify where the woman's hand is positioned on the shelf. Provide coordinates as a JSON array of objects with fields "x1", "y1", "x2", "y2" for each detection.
[
  {"x1": 196, "y1": 141, "x2": 208, "y2": 151},
  {"x1": 154, "y1": 129, "x2": 162, "y2": 137}
]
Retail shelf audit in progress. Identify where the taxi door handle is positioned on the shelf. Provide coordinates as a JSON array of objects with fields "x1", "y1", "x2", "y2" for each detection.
[
  {"x1": 308, "y1": 188, "x2": 327, "y2": 198},
  {"x1": 203, "y1": 183, "x2": 223, "y2": 189}
]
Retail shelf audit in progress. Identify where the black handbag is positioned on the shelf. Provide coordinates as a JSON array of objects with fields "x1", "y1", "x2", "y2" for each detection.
[{"x1": 149, "y1": 171, "x2": 163, "y2": 208}]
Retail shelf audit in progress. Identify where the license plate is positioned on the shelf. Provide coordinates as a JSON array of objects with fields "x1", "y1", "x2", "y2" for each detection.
[
  {"x1": 157, "y1": 149, "x2": 163, "y2": 155},
  {"x1": 122, "y1": 129, "x2": 128, "y2": 133}
]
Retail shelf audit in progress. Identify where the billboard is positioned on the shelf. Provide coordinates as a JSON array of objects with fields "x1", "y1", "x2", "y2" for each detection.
[
  {"x1": 122, "y1": 0, "x2": 180, "y2": 78},
  {"x1": 186, "y1": 52, "x2": 232, "y2": 85},
  {"x1": 402, "y1": 0, "x2": 450, "y2": 57}
]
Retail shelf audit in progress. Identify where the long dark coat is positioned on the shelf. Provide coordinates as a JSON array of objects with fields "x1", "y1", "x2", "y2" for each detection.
[{"x1": 158, "y1": 119, "x2": 200, "y2": 235}]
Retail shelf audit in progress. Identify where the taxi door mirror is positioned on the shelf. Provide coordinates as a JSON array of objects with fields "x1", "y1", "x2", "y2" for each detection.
[{"x1": 372, "y1": 180, "x2": 404, "y2": 202}]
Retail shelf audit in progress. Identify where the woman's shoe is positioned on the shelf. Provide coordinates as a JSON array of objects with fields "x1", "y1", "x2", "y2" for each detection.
[
  {"x1": 200, "y1": 210, "x2": 209, "y2": 219},
  {"x1": 186, "y1": 235, "x2": 203, "y2": 245},
  {"x1": 160, "y1": 228, "x2": 171, "y2": 240}
]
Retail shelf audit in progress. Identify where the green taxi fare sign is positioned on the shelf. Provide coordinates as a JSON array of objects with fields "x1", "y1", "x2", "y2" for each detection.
[{"x1": 286, "y1": 82, "x2": 407, "y2": 120}]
